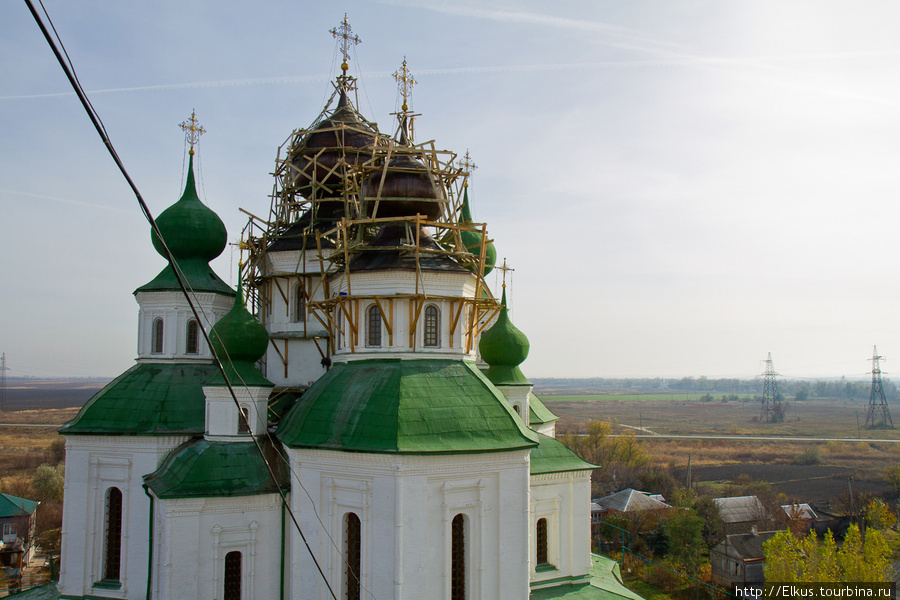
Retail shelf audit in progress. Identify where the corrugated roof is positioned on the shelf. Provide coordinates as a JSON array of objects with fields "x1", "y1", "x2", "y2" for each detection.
[
  {"x1": 0, "y1": 494, "x2": 38, "y2": 518},
  {"x1": 713, "y1": 496, "x2": 766, "y2": 524},
  {"x1": 531, "y1": 433, "x2": 598, "y2": 475},
  {"x1": 781, "y1": 503, "x2": 817, "y2": 520},
  {"x1": 714, "y1": 530, "x2": 780, "y2": 559},
  {"x1": 60, "y1": 363, "x2": 216, "y2": 435},
  {"x1": 595, "y1": 489, "x2": 670, "y2": 513},
  {"x1": 277, "y1": 358, "x2": 538, "y2": 454},
  {"x1": 144, "y1": 438, "x2": 288, "y2": 499}
]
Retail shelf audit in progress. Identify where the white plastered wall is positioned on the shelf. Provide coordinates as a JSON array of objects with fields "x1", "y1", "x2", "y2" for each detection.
[
  {"x1": 59, "y1": 435, "x2": 188, "y2": 600},
  {"x1": 284, "y1": 449, "x2": 530, "y2": 600},
  {"x1": 528, "y1": 471, "x2": 593, "y2": 589},
  {"x1": 150, "y1": 494, "x2": 284, "y2": 600},
  {"x1": 135, "y1": 291, "x2": 233, "y2": 361}
]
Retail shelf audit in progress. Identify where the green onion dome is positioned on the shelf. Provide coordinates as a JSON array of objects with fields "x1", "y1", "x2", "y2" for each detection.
[
  {"x1": 151, "y1": 154, "x2": 227, "y2": 262},
  {"x1": 207, "y1": 277, "x2": 272, "y2": 387},
  {"x1": 459, "y1": 187, "x2": 496, "y2": 276},
  {"x1": 478, "y1": 287, "x2": 530, "y2": 385}
]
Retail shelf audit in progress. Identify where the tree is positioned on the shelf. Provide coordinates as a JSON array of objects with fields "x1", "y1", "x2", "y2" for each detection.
[
  {"x1": 763, "y1": 526, "x2": 890, "y2": 582},
  {"x1": 865, "y1": 498, "x2": 896, "y2": 530},
  {"x1": 884, "y1": 465, "x2": 900, "y2": 498},
  {"x1": 661, "y1": 511, "x2": 704, "y2": 570},
  {"x1": 32, "y1": 463, "x2": 64, "y2": 503}
]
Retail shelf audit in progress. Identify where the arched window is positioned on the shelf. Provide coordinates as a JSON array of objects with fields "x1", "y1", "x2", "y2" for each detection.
[
  {"x1": 104, "y1": 487, "x2": 123, "y2": 582},
  {"x1": 186, "y1": 319, "x2": 199, "y2": 354},
  {"x1": 344, "y1": 512, "x2": 361, "y2": 600},
  {"x1": 152, "y1": 318, "x2": 164, "y2": 354},
  {"x1": 238, "y1": 405, "x2": 250, "y2": 434},
  {"x1": 366, "y1": 305, "x2": 382, "y2": 347},
  {"x1": 224, "y1": 551, "x2": 242, "y2": 600},
  {"x1": 451, "y1": 514, "x2": 466, "y2": 600},
  {"x1": 536, "y1": 518, "x2": 549, "y2": 565},
  {"x1": 293, "y1": 285, "x2": 306, "y2": 323},
  {"x1": 424, "y1": 305, "x2": 440, "y2": 347},
  {"x1": 513, "y1": 404, "x2": 521, "y2": 416}
]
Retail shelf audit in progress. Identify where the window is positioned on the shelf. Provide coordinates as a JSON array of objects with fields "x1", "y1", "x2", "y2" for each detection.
[
  {"x1": 152, "y1": 318, "x2": 164, "y2": 354},
  {"x1": 294, "y1": 285, "x2": 306, "y2": 322},
  {"x1": 335, "y1": 308, "x2": 343, "y2": 350},
  {"x1": 104, "y1": 487, "x2": 123, "y2": 582},
  {"x1": 536, "y1": 518, "x2": 549, "y2": 565},
  {"x1": 2, "y1": 523, "x2": 15, "y2": 537},
  {"x1": 224, "y1": 551, "x2": 242, "y2": 600},
  {"x1": 186, "y1": 319, "x2": 199, "y2": 354},
  {"x1": 513, "y1": 405, "x2": 521, "y2": 415},
  {"x1": 366, "y1": 305, "x2": 382, "y2": 347},
  {"x1": 451, "y1": 514, "x2": 466, "y2": 600},
  {"x1": 238, "y1": 405, "x2": 251, "y2": 434},
  {"x1": 344, "y1": 513, "x2": 361, "y2": 600},
  {"x1": 424, "y1": 305, "x2": 440, "y2": 347}
]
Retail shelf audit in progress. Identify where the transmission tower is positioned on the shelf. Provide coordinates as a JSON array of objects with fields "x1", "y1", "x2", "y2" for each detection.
[
  {"x1": 0, "y1": 353, "x2": 8, "y2": 412},
  {"x1": 760, "y1": 352, "x2": 783, "y2": 422},
  {"x1": 866, "y1": 346, "x2": 893, "y2": 428}
]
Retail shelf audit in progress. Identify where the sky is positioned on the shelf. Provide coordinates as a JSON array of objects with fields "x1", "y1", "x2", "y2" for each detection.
[{"x1": 3, "y1": 1, "x2": 900, "y2": 381}]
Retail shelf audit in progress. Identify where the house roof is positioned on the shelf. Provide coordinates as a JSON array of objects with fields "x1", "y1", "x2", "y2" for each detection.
[
  {"x1": 60, "y1": 362, "x2": 216, "y2": 435},
  {"x1": 0, "y1": 494, "x2": 38, "y2": 518},
  {"x1": 782, "y1": 503, "x2": 817, "y2": 520},
  {"x1": 277, "y1": 358, "x2": 538, "y2": 454},
  {"x1": 595, "y1": 489, "x2": 670, "y2": 513},
  {"x1": 714, "y1": 496, "x2": 766, "y2": 524},
  {"x1": 714, "y1": 530, "x2": 781, "y2": 560},
  {"x1": 144, "y1": 438, "x2": 288, "y2": 499},
  {"x1": 530, "y1": 433, "x2": 598, "y2": 475}
]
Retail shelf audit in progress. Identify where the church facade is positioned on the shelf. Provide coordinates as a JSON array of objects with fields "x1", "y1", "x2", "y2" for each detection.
[{"x1": 56, "y1": 22, "x2": 600, "y2": 600}]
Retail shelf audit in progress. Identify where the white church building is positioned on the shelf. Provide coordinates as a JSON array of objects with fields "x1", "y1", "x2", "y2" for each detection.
[{"x1": 48, "y1": 19, "x2": 616, "y2": 600}]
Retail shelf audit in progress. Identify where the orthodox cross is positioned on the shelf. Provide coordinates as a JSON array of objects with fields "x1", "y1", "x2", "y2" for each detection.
[
  {"x1": 393, "y1": 57, "x2": 417, "y2": 112},
  {"x1": 498, "y1": 258, "x2": 514, "y2": 288},
  {"x1": 458, "y1": 150, "x2": 477, "y2": 187},
  {"x1": 179, "y1": 110, "x2": 205, "y2": 156},
  {"x1": 330, "y1": 14, "x2": 361, "y2": 73}
]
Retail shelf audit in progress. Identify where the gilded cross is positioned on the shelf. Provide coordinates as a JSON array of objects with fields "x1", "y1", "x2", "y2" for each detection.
[
  {"x1": 179, "y1": 110, "x2": 206, "y2": 156},
  {"x1": 330, "y1": 14, "x2": 361, "y2": 72},
  {"x1": 393, "y1": 57, "x2": 417, "y2": 112},
  {"x1": 458, "y1": 149, "x2": 477, "y2": 186},
  {"x1": 498, "y1": 258, "x2": 514, "y2": 287}
]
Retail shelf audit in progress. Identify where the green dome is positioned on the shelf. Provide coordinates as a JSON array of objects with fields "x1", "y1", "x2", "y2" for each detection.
[
  {"x1": 459, "y1": 187, "x2": 496, "y2": 276},
  {"x1": 151, "y1": 155, "x2": 227, "y2": 262},
  {"x1": 479, "y1": 287, "x2": 530, "y2": 385},
  {"x1": 207, "y1": 278, "x2": 272, "y2": 388}
]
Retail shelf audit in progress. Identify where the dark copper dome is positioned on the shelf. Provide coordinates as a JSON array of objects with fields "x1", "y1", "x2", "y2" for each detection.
[{"x1": 365, "y1": 155, "x2": 442, "y2": 219}]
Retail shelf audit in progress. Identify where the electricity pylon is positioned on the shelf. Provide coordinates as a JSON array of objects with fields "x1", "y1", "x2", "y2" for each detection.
[
  {"x1": 760, "y1": 352, "x2": 783, "y2": 422},
  {"x1": 866, "y1": 346, "x2": 893, "y2": 428}
]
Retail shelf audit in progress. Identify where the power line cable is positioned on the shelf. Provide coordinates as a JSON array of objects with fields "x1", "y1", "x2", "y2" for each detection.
[{"x1": 23, "y1": 2, "x2": 339, "y2": 597}]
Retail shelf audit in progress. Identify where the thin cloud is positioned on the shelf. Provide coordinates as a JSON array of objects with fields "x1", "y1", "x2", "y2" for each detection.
[{"x1": 0, "y1": 189, "x2": 134, "y2": 214}]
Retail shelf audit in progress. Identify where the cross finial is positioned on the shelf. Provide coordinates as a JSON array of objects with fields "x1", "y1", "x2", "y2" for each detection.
[
  {"x1": 498, "y1": 258, "x2": 515, "y2": 288},
  {"x1": 459, "y1": 150, "x2": 477, "y2": 187},
  {"x1": 393, "y1": 57, "x2": 417, "y2": 113},
  {"x1": 179, "y1": 110, "x2": 206, "y2": 156},
  {"x1": 330, "y1": 14, "x2": 361, "y2": 73}
]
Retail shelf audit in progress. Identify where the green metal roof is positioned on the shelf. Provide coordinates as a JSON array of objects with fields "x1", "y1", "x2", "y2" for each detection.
[
  {"x1": 3, "y1": 583, "x2": 59, "y2": 600},
  {"x1": 206, "y1": 280, "x2": 273, "y2": 388},
  {"x1": 135, "y1": 154, "x2": 234, "y2": 296},
  {"x1": 530, "y1": 555, "x2": 645, "y2": 600},
  {"x1": 479, "y1": 288, "x2": 531, "y2": 385},
  {"x1": 530, "y1": 433, "x2": 597, "y2": 475},
  {"x1": 530, "y1": 395, "x2": 560, "y2": 427},
  {"x1": 459, "y1": 187, "x2": 497, "y2": 276},
  {"x1": 144, "y1": 438, "x2": 288, "y2": 499},
  {"x1": 277, "y1": 358, "x2": 538, "y2": 454},
  {"x1": 60, "y1": 363, "x2": 217, "y2": 435},
  {"x1": 0, "y1": 493, "x2": 38, "y2": 518}
]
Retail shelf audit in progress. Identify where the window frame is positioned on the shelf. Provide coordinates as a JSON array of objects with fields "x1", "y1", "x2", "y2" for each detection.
[
  {"x1": 451, "y1": 513, "x2": 466, "y2": 600},
  {"x1": 293, "y1": 284, "x2": 306, "y2": 323},
  {"x1": 423, "y1": 304, "x2": 440, "y2": 348},
  {"x1": 366, "y1": 304, "x2": 382, "y2": 348},
  {"x1": 103, "y1": 487, "x2": 123, "y2": 582},
  {"x1": 536, "y1": 518, "x2": 549, "y2": 565},
  {"x1": 186, "y1": 319, "x2": 199, "y2": 354},
  {"x1": 344, "y1": 512, "x2": 361, "y2": 600},
  {"x1": 152, "y1": 318, "x2": 164, "y2": 354},
  {"x1": 223, "y1": 550, "x2": 242, "y2": 600}
]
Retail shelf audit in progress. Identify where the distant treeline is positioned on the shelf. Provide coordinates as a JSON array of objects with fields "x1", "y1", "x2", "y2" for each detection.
[{"x1": 531, "y1": 376, "x2": 898, "y2": 401}]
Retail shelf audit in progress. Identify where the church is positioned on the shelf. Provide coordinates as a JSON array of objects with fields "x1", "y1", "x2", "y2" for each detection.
[{"x1": 51, "y1": 17, "x2": 611, "y2": 600}]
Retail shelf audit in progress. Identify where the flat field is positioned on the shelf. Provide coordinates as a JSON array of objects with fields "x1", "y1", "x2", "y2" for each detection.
[{"x1": 541, "y1": 394, "x2": 899, "y2": 504}]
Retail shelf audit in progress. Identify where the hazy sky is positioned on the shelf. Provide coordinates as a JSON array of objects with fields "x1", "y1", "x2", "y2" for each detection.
[{"x1": 3, "y1": 1, "x2": 900, "y2": 380}]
